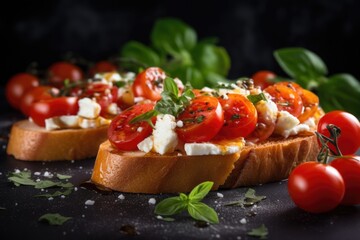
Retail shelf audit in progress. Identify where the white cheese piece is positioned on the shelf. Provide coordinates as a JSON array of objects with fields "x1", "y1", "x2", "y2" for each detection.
[
  {"x1": 153, "y1": 114, "x2": 178, "y2": 155},
  {"x1": 45, "y1": 116, "x2": 79, "y2": 130},
  {"x1": 275, "y1": 110, "x2": 310, "y2": 138},
  {"x1": 45, "y1": 118, "x2": 60, "y2": 131},
  {"x1": 184, "y1": 143, "x2": 240, "y2": 156},
  {"x1": 137, "y1": 136, "x2": 154, "y2": 153},
  {"x1": 256, "y1": 99, "x2": 278, "y2": 123},
  {"x1": 77, "y1": 98, "x2": 101, "y2": 119},
  {"x1": 78, "y1": 117, "x2": 111, "y2": 129},
  {"x1": 107, "y1": 103, "x2": 119, "y2": 115}
]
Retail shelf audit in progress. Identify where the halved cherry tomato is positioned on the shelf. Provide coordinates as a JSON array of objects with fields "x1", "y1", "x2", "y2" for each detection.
[
  {"x1": 288, "y1": 162, "x2": 345, "y2": 213},
  {"x1": 176, "y1": 96, "x2": 224, "y2": 143},
  {"x1": 5, "y1": 73, "x2": 39, "y2": 109},
  {"x1": 29, "y1": 97, "x2": 79, "y2": 127},
  {"x1": 251, "y1": 70, "x2": 276, "y2": 89},
  {"x1": 108, "y1": 103, "x2": 155, "y2": 151},
  {"x1": 132, "y1": 67, "x2": 166, "y2": 101},
  {"x1": 317, "y1": 111, "x2": 360, "y2": 155},
  {"x1": 246, "y1": 100, "x2": 277, "y2": 143},
  {"x1": 330, "y1": 156, "x2": 360, "y2": 205},
  {"x1": 217, "y1": 94, "x2": 257, "y2": 139},
  {"x1": 276, "y1": 82, "x2": 319, "y2": 122},
  {"x1": 84, "y1": 82, "x2": 118, "y2": 118},
  {"x1": 89, "y1": 61, "x2": 117, "y2": 76},
  {"x1": 20, "y1": 86, "x2": 55, "y2": 116},
  {"x1": 264, "y1": 83, "x2": 303, "y2": 117},
  {"x1": 48, "y1": 62, "x2": 83, "y2": 88}
]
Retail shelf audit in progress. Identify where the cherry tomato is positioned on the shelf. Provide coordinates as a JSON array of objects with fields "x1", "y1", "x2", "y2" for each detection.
[
  {"x1": 288, "y1": 162, "x2": 345, "y2": 213},
  {"x1": 276, "y1": 82, "x2": 319, "y2": 122},
  {"x1": 317, "y1": 111, "x2": 360, "y2": 155},
  {"x1": 176, "y1": 96, "x2": 224, "y2": 143},
  {"x1": 251, "y1": 70, "x2": 276, "y2": 89},
  {"x1": 29, "y1": 97, "x2": 79, "y2": 127},
  {"x1": 84, "y1": 82, "x2": 118, "y2": 118},
  {"x1": 108, "y1": 103, "x2": 155, "y2": 151},
  {"x1": 20, "y1": 86, "x2": 55, "y2": 116},
  {"x1": 5, "y1": 73, "x2": 39, "y2": 109},
  {"x1": 217, "y1": 94, "x2": 257, "y2": 139},
  {"x1": 132, "y1": 67, "x2": 166, "y2": 101},
  {"x1": 48, "y1": 61, "x2": 83, "y2": 88},
  {"x1": 89, "y1": 61, "x2": 117, "y2": 76},
  {"x1": 264, "y1": 82, "x2": 303, "y2": 117},
  {"x1": 246, "y1": 100, "x2": 277, "y2": 143},
  {"x1": 330, "y1": 156, "x2": 360, "y2": 205}
]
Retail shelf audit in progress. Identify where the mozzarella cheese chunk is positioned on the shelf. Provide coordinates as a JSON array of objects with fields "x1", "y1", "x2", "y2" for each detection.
[
  {"x1": 153, "y1": 114, "x2": 178, "y2": 155},
  {"x1": 45, "y1": 115, "x2": 110, "y2": 130},
  {"x1": 184, "y1": 142, "x2": 241, "y2": 156},
  {"x1": 137, "y1": 136, "x2": 154, "y2": 153},
  {"x1": 256, "y1": 99, "x2": 278, "y2": 123},
  {"x1": 77, "y1": 98, "x2": 101, "y2": 119},
  {"x1": 275, "y1": 111, "x2": 309, "y2": 138}
]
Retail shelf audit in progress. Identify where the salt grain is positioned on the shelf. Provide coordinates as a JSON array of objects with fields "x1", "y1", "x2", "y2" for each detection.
[
  {"x1": 240, "y1": 218, "x2": 247, "y2": 224},
  {"x1": 34, "y1": 172, "x2": 41, "y2": 176},
  {"x1": 118, "y1": 194, "x2": 125, "y2": 200},
  {"x1": 48, "y1": 197, "x2": 54, "y2": 201},
  {"x1": 148, "y1": 198, "x2": 156, "y2": 205},
  {"x1": 85, "y1": 200, "x2": 95, "y2": 206},
  {"x1": 217, "y1": 193, "x2": 224, "y2": 198}
]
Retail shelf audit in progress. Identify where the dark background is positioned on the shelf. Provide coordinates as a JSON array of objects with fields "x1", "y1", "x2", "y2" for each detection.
[{"x1": 1, "y1": 0, "x2": 360, "y2": 88}]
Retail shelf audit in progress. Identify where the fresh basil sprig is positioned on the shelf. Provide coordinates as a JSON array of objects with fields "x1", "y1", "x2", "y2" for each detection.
[
  {"x1": 130, "y1": 77, "x2": 195, "y2": 125},
  {"x1": 154, "y1": 181, "x2": 219, "y2": 224},
  {"x1": 274, "y1": 47, "x2": 360, "y2": 119},
  {"x1": 39, "y1": 213, "x2": 72, "y2": 226},
  {"x1": 121, "y1": 18, "x2": 231, "y2": 88}
]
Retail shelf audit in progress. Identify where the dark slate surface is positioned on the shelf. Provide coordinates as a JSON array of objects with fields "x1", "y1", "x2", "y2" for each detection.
[{"x1": 0, "y1": 106, "x2": 360, "y2": 240}]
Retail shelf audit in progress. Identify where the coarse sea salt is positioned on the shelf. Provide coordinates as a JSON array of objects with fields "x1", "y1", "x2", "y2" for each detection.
[{"x1": 85, "y1": 200, "x2": 95, "y2": 206}]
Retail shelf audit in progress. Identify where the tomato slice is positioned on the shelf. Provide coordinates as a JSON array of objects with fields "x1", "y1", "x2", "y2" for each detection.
[
  {"x1": 108, "y1": 104, "x2": 155, "y2": 151},
  {"x1": 251, "y1": 70, "x2": 276, "y2": 89},
  {"x1": 29, "y1": 97, "x2": 79, "y2": 127},
  {"x1": 132, "y1": 67, "x2": 166, "y2": 101},
  {"x1": 264, "y1": 82, "x2": 303, "y2": 117},
  {"x1": 20, "y1": 86, "x2": 54, "y2": 116},
  {"x1": 176, "y1": 96, "x2": 224, "y2": 143},
  {"x1": 217, "y1": 94, "x2": 257, "y2": 139}
]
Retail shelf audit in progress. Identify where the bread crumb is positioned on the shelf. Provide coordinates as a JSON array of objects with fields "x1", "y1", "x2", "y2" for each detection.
[
  {"x1": 85, "y1": 200, "x2": 95, "y2": 206},
  {"x1": 148, "y1": 198, "x2": 156, "y2": 205}
]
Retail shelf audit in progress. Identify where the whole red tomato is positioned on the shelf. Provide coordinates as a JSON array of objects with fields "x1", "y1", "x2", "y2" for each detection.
[
  {"x1": 132, "y1": 67, "x2": 166, "y2": 101},
  {"x1": 288, "y1": 162, "x2": 345, "y2": 213},
  {"x1": 89, "y1": 61, "x2": 117, "y2": 76},
  {"x1": 5, "y1": 73, "x2": 39, "y2": 109},
  {"x1": 48, "y1": 61, "x2": 83, "y2": 88},
  {"x1": 330, "y1": 156, "x2": 360, "y2": 205},
  {"x1": 251, "y1": 70, "x2": 276, "y2": 89},
  {"x1": 317, "y1": 111, "x2": 360, "y2": 155}
]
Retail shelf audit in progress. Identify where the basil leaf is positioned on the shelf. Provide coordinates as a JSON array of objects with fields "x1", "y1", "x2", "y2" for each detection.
[
  {"x1": 154, "y1": 197, "x2": 187, "y2": 216},
  {"x1": 247, "y1": 224, "x2": 269, "y2": 239},
  {"x1": 163, "y1": 77, "x2": 179, "y2": 96},
  {"x1": 188, "y1": 181, "x2": 213, "y2": 202},
  {"x1": 39, "y1": 213, "x2": 72, "y2": 226},
  {"x1": 121, "y1": 41, "x2": 161, "y2": 70},
  {"x1": 274, "y1": 48, "x2": 327, "y2": 88},
  {"x1": 129, "y1": 110, "x2": 158, "y2": 126},
  {"x1": 192, "y1": 43, "x2": 230, "y2": 77},
  {"x1": 56, "y1": 174, "x2": 72, "y2": 180},
  {"x1": 205, "y1": 72, "x2": 232, "y2": 88},
  {"x1": 247, "y1": 93, "x2": 267, "y2": 105},
  {"x1": 34, "y1": 180, "x2": 59, "y2": 189},
  {"x1": 34, "y1": 188, "x2": 73, "y2": 198},
  {"x1": 225, "y1": 188, "x2": 266, "y2": 207},
  {"x1": 172, "y1": 67, "x2": 205, "y2": 89},
  {"x1": 8, "y1": 176, "x2": 36, "y2": 186},
  {"x1": 151, "y1": 18, "x2": 197, "y2": 56},
  {"x1": 187, "y1": 202, "x2": 219, "y2": 224},
  {"x1": 317, "y1": 74, "x2": 360, "y2": 119}
]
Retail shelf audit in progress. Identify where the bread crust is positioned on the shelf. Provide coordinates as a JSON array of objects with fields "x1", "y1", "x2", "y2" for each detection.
[
  {"x1": 91, "y1": 133, "x2": 319, "y2": 193},
  {"x1": 6, "y1": 120, "x2": 108, "y2": 161}
]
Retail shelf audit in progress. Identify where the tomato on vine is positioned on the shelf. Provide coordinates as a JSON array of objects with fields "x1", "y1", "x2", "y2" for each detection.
[
  {"x1": 48, "y1": 61, "x2": 84, "y2": 88},
  {"x1": 5, "y1": 73, "x2": 39, "y2": 109},
  {"x1": 251, "y1": 70, "x2": 276, "y2": 89},
  {"x1": 132, "y1": 67, "x2": 167, "y2": 101}
]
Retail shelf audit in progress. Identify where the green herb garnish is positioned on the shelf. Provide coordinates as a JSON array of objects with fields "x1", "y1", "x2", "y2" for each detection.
[
  {"x1": 247, "y1": 224, "x2": 269, "y2": 239},
  {"x1": 154, "y1": 181, "x2": 219, "y2": 224},
  {"x1": 34, "y1": 188, "x2": 73, "y2": 198},
  {"x1": 39, "y1": 213, "x2": 72, "y2": 226},
  {"x1": 274, "y1": 47, "x2": 360, "y2": 118},
  {"x1": 130, "y1": 77, "x2": 195, "y2": 125},
  {"x1": 225, "y1": 188, "x2": 266, "y2": 208},
  {"x1": 247, "y1": 93, "x2": 267, "y2": 105},
  {"x1": 121, "y1": 18, "x2": 231, "y2": 88},
  {"x1": 56, "y1": 173, "x2": 72, "y2": 180}
]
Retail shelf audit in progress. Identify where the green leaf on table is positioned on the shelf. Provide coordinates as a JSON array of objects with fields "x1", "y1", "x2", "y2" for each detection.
[
  {"x1": 187, "y1": 202, "x2": 219, "y2": 224},
  {"x1": 225, "y1": 188, "x2": 266, "y2": 207},
  {"x1": 154, "y1": 197, "x2": 188, "y2": 216},
  {"x1": 247, "y1": 224, "x2": 269, "y2": 239},
  {"x1": 8, "y1": 170, "x2": 35, "y2": 187},
  {"x1": 39, "y1": 213, "x2": 72, "y2": 226},
  {"x1": 56, "y1": 173, "x2": 72, "y2": 180},
  {"x1": 34, "y1": 188, "x2": 73, "y2": 198},
  {"x1": 188, "y1": 181, "x2": 213, "y2": 202}
]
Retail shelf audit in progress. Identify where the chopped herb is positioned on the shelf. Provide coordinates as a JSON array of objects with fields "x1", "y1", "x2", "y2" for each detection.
[
  {"x1": 155, "y1": 181, "x2": 219, "y2": 224},
  {"x1": 231, "y1": 114, "x2": 240, "y2": 120},
  {"x1": 34, "y1": 188, "x2": 73, "y2": 198},
  {"x1": 114, "y1": 81, "x2": 127, "y2": 88},
  {"x1": 56, "y1": 174, "x2": 72, "y2": 180},
  {"x1": 196, "y1": 115, "x2": 205, "y2": 123},
  {"x1": 247, "y1": 224, "x2": 268, "y2": 239},
  {"x1": 225, "y1": 188, "x2": 266, "y2": 208},
  {"x1": 156, "y1": 216, "x2": 175, "y2": 222},
  {"x1": 247, "y1": 93, "x2": 267, "y2": 105},
  {"x1": 39, "y1": 213, "x2": 72, "y2": 226}
]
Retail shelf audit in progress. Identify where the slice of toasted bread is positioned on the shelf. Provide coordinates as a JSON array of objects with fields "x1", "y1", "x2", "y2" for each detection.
[
  {"x1": 7, "y1": 120, "x2": 108, "y2": 161},
  {"x1": 91, "y1": 132, "x2": 319, "y2": 193}
]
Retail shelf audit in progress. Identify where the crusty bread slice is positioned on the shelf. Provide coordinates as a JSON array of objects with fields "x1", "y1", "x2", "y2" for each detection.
[
  {"x1": 7, "y1": 120, "x2": 108, "y2": 161},
  {"x1": 91, "y1": 132, "x2": 319, "y2": 193}
]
